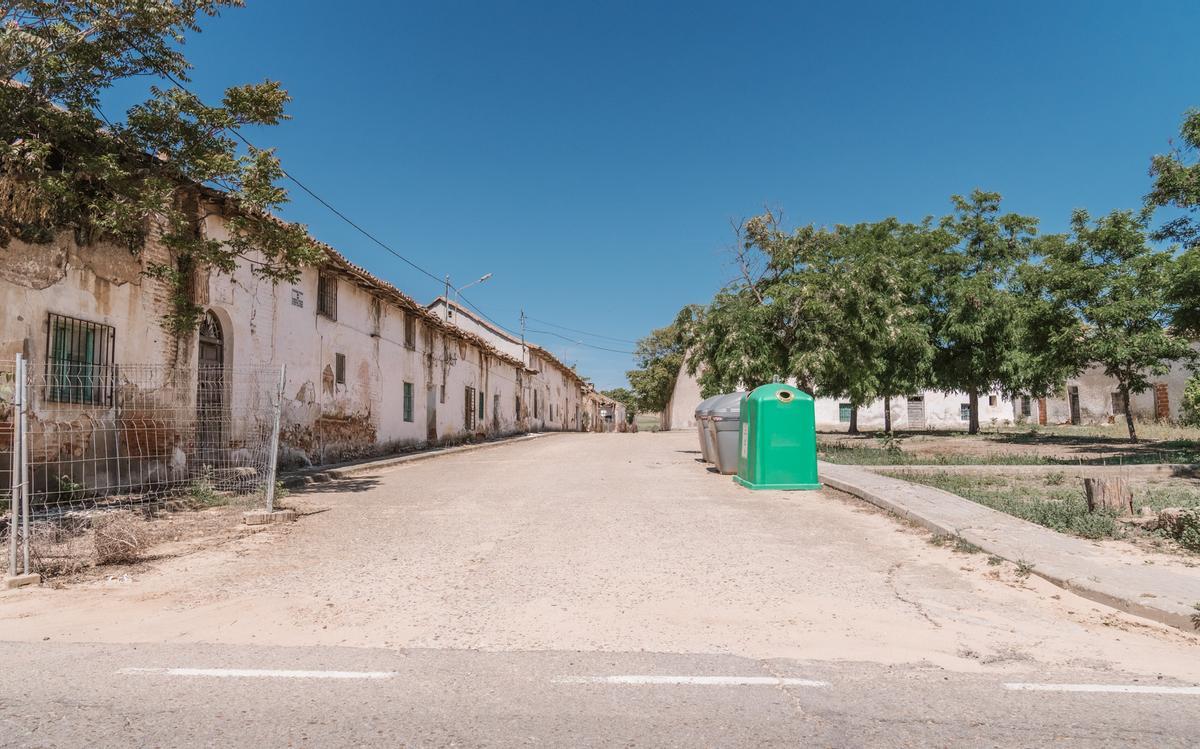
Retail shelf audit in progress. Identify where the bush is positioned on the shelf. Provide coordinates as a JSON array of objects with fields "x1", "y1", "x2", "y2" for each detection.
[
  {"x1": 1173, "y1": 509, "x2": 1200, "y2": 553},
  {"x1": 93, "y1": 511, "x2": 151, "y2": 565},
  {"x1": 1180, "y1": 375, "x2": 1200, "y2": 427}
]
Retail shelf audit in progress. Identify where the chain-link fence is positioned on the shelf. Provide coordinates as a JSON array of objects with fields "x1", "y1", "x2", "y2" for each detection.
[{"x1": 3, "y1": 355, "x2": 284, "y2": 578}]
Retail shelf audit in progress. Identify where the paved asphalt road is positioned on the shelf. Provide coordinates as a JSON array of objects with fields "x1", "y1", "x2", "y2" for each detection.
[{"x1": 2, "y1": 431, "x2": 1199, "y2": 747}]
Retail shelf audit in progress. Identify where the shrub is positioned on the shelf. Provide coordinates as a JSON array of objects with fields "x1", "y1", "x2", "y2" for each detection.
[
  {"x1": 93, "y1": 511, "x2": 151, "y2": 565},
  {"x1": 1174, "y1": 509, "x2": 1200, "y2": 553},
  {"x1": 1180, "y1": 375, "x2": 1200, "y2": 427}
]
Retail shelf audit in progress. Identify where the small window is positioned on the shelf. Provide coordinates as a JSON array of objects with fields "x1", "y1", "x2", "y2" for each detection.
[
  {"x1": 1111, "y1": 391, "x2": 1126, "y2": 415},
  {"x1": 404, "y1": 314, "x2": 416, "y2": 349},
  {"x1": 335, "y1": 353, "x2": 346, "y2": 385},
  {"x1": 369, "y1": 298, "x2": 381, "y2": 337},
  {"x1": 1020, "y1": 396, "x2": 1032, "y2": 417},
  {"x1": 515, "y1": 394, "x2": 521, "y2": 417},
  {"x1": 838, "y1": 403, "x2": 852, "y2": 423},
  {"x1": 960, "y1": 403, "x2": 971, "y2": 421},
  {"x1": 465, "y1": 386, "x2": 477, "y2": 429},
  {"x1": 988, "y1": 395, "x2": 997, "y2": 407},
  {"x1": 46, "y1": 313, "x2": 115, "y2": 405},
  {"x1": 403, "y1": 382, "x2": 414, "y2": 422},
  {"x1": 317, "y1": 273, "x2": 337, "y2": 320},
  {"x1": 478, "y1": 390, "x2": 485, "y2": 420}
]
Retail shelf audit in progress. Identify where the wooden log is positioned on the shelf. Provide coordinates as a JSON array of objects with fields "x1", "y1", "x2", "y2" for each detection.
[{"x1": 1082, "y1": 477, "x2": 1133, "y2": 515}]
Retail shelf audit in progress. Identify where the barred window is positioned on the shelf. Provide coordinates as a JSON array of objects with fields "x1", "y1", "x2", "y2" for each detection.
[
  {"x1": 404, "y1": 314, "x2": 416, "y2": 349},
  {"x1": 403, "y1": 382, "x2": 414, "y2": 422},
  {"x1": 46, "y1": 313, "x2": 115, "y2": 406},
  {"x1": 335, "y1": 353, "x2": 346, "y2": 385},
  {"x1": 317, "y1": 273, "x2": 337, "y2": 320},
  {"x1": 465, "y1": 386, "x2": 477, "y2": 429}
]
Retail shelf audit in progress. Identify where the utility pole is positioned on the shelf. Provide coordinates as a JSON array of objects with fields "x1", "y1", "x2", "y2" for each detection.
[
  {"x1": 443, "y1": 275, "x2": 451, "y2": 322},
  {"x1": 520, "y1": 309, "x2": 527, "y2": 362}
]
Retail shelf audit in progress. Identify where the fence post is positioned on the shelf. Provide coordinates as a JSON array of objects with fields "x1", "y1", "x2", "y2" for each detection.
[
  {"x1": 7, "y1": 354, "x2": 19, "y2": 577},
  {"x1": 19, "y1": 355, "x2": 29, "y2": 576},
  {"x1": 264, "y1": 363, "x2": 286, "y2": 513}
]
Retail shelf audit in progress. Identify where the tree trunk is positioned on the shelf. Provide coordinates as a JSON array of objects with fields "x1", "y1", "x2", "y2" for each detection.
[
  {"x1": 1120, "y1": 381, "x2": 1138, "y2": 443},
  {"x1": 1083, "y1": 477, "x2": 1134, "y2": 515},
  {"x1": 968, "y1": 389, "x2": 980, "y2": 435},
  {"x1": 884, "y1": 396, "x2": 893, "y2": 434},
  {"x1": 848, "y1": 405, "x2": 859, "y2": 435}
]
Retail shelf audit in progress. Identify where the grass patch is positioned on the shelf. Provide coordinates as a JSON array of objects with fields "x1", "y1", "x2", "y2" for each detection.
[{"x1": 819, "y1": 442, "x2": 1053, "y2": 466}]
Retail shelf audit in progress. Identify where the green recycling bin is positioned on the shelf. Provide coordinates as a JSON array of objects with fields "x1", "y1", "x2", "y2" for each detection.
[{"x1": 734, "y1": 383, "x2": 821, "y2": 490}]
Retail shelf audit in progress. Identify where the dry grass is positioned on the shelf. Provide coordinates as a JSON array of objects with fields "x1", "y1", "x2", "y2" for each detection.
[{"x1": 93, "y1": 511, "x2": 156, "y2": 565}]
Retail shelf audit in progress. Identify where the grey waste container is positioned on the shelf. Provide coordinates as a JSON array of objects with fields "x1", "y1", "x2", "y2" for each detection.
[
  {"x1": 707, "y1": 392, "x2": 745, "y2": 475},
  {"x1": 695, "y1": 395, "x2": 724, "y2": 463}
]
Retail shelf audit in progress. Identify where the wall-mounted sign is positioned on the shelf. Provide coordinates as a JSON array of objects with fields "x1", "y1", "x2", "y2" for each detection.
[{"x1": 291, "y1": 289, "x2": 304, "y2": 308}]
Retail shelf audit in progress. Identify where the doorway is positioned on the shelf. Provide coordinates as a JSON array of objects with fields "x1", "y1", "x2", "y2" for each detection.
[
  {"x1": 426, "y1": 386, "x2": 438, "y2": 441},
  {"x1": 1068, "y1": 386, "x2": 1081, "y2": 425},
  {"x1": 196, "y1": 311, "x2": 225, "y2": 467},
  {"x1": 906, "y1": 395, "x2": 925, "y2": 429}
]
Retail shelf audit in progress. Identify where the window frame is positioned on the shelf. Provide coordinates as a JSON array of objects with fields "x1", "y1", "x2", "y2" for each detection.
[
  {"x1": 403, "y1": 381, "x2": 414, "y2": 422},
  {"x1": 404, "y1": 314, "x2": 416, "y2": 350},
  {"x1": 335, "y1": 353, "x2": 346, "y2": 385},
  {"x1": 465, "y1": 385, "x2": 477, "y2": 430},
  {"x1": 317, "y1": 272, "x2": 338, "y2": 321},
  {"x1": 837, "y1": 403, "x2": 852, "y2": 423},
  {"x1": 46, "y1": 313, "x2": 116, "y2": 406},
  {"x1": 959, "y1": 403, "x2": 971, "y2": 421}
]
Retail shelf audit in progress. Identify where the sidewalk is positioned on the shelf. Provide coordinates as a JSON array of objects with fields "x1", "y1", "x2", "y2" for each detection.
[{"x1": 820, "y1": 462, "x2": 1200, "y2": 632}]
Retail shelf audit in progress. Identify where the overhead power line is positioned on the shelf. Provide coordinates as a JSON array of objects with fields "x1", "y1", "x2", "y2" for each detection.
[
  {"x1": 525, "y1": 316, "x2": 639, "y2": 344},
  {"x1": 121, "y1": 39, "x2": 635, "y2": 355},
  {"x1": 526, "y1": 329, "x2": 636, "y2": 355}
]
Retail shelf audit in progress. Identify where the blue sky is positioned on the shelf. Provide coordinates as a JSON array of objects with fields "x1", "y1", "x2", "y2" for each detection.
[{"x1": 111, "y1": 1, "x2": 1200, "y2": 389}]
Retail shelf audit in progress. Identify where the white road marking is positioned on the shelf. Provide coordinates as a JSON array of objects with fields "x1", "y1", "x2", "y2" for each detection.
[
  {"x1": 557, "y1": 675, "x2": 829, "y2": 687},
  {"x1": 1005, "y1": 683, "x2": 1200, "y2": 695},
  {"x1": 119, "y1": 667, "x2": 395, "y2": 680}
]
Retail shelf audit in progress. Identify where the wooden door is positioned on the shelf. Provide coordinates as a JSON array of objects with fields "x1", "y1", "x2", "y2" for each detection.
[{"x1": 906, "y1": 396, "x2": 925, "y2": 429}]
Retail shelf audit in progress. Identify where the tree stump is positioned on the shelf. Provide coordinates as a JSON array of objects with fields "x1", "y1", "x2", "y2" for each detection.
[{"x1": 1082, "y1": 477, "x2": 1134, "y2": 515}]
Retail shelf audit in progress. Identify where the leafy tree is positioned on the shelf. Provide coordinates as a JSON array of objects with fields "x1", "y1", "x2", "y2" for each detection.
[
  {"x1": 691, "y1": 212, "x2": 832, "y2": 396},
  {"x1": 811, "y1": 219, "x2": 935, "y2": 433},
  {"x1": 1147, "y1": 106, "x2": 1200, "y2": 335},
  {"x1": 600, "y1": 387, "x2": 636, "y2": 420},
  {"x1": 0, "y1": 1, "x2": 323, "y2": 331},
  {"x1": 626, "y1": 305, "x2": 700, "y2": 414},
  {"x1": 1024, "y1": 209, "x2": 1195, "y2": 442},
  {"x1": 1179, "y1": 375, "x2": 1200, "y2": 428},
  {"x1": 928, "y1": 190, "x2": 1038, "y2": 434}
]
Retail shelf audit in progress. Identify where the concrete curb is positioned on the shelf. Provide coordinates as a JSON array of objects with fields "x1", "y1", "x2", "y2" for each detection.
[
  {"x1": 855, "y1": 463, "x2": 1200, "y2": 478},
  {"x1": 281, "y1": 433, "x2": 550, "y2": 489},
  {"x1": 820, "y1": 462, "x2": 1200, "y2": 633}
]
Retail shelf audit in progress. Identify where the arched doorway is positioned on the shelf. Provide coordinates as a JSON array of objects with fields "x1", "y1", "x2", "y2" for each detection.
[{"x1": 196, "y1": 311, "x2": 225, "y2": 465}]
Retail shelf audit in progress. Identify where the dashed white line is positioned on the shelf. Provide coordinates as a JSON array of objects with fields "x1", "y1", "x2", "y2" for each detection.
[
  {"x1": 119, "y1": 667, "x2": 395, "y2": 680},
  {"x1": 556, "y1": 675, "x2": 829, "y2": 687},
  {"x1": 1005, "y1": 683, "x2": 1200, "y2": 695}
]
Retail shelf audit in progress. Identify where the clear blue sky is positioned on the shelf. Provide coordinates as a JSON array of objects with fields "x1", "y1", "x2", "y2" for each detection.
[{"x1": 115, "y1": 0, "x2": 1200, "y2": 389}]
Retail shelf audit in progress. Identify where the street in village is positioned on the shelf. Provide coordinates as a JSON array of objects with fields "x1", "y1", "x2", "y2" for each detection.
[{"x1": 2, "y1": 431, "x2": 1198, "y2": 746}]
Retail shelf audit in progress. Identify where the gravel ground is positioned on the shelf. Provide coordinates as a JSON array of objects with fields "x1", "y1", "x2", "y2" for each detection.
[{"x1": 1, "y1": 430, "x2": 1197, "y2": 681}]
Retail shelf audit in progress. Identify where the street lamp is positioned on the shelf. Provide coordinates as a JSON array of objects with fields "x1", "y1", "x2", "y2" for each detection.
[{"x1": 449, "y1": 272, "x2": 492, "y2": 324}]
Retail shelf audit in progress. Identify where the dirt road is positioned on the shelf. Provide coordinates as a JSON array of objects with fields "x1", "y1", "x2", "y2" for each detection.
[{"x1": 2, "y1": 431, "x2": 1199, "y2": 745}]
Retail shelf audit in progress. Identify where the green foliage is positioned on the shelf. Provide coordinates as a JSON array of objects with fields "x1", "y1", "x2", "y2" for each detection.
[
  {"x1": 928, "y1": 190, "x2": 1038, "y2": 434},
  {"x1": 1021, "y1": 209, "x2": 1196, "y2": 442},
  {"x1": 1173, "y1": 509, "x2": 1200, "y2": 553},
  {"x1": 1147, "y1": 107, "x2": 1200, "y2": 336},
  {"x1": 600, "y1": 387, "x2": 636, "y2": 418},
  {"x1": 1180, "y1": 375, "x2": 1200, "y2": 427},
  {"x1": 625, "y1": 305, "x2": 700, "y2": 414},
  {"x1": 0, "y1": 1, "x2": 324, "y2": 332}
]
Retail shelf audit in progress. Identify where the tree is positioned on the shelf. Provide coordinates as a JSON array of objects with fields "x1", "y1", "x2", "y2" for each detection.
[
  {"x1": 1024, "y1": 209, "x2": 1195, "y2": 442},
  {"x1": 810, "y1": 219, "x2": 935, "y2": 434},
  {"x1": 1, "y1": 1, "x2": 323, "y2": 331},
  {"x1": 600, "y1": 387, "x2": 636, "y2": 420},
  {"x1": 1147, "y1": 106, "x2": 1200, "y2": 336},
  {"x1": 626, "y1": 305, "x2": 699, "y2": 415},
  {"x1": 928, "y1": 190, "x2": 1038, "y2": 434}
]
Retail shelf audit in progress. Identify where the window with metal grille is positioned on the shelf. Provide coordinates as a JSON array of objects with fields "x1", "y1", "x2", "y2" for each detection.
[
  {"x1": 317, "y1": 273, "x2": 337, "y2": 320},
  {"x1": 335, "y1": 353, "x2": 346, "y2": 385},
  {"x1": 960, "y1": 403, "x2": 971, "y2": 421},
  {"x1": 403, "y1": 382, "x2": 414, "y2": 422},
  {"x1": 478, "y1": 390, "x2": 484, "y2": 420},
  {"x1": 838, "y1": 403, "x2": 852, "y2": 423},
  {"x1": 404, "y1": 314, "x2": 416, "y2": 349},
  {"x1": 46, "y1": 313, "x2": 115, "y2": 405},
  {"x1": 1021, "y1": 396, "x2": 1032, "y2": 417},
  {"x1": 465, "y1": 386, "x2": 477, "y2": 429}
]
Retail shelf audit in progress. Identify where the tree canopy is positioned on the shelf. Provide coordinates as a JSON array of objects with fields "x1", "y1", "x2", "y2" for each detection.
[{"x1": 1, "y1": 1, "x2": 323, "y2": 331}]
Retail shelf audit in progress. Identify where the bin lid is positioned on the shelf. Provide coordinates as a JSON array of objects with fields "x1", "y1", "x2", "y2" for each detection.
[
  {"x1": 710, "y1": 392, "x2": 745, "y2": 419},
  {"x1": 694, "y1": 394, "x2": 726, "y2": 417}
]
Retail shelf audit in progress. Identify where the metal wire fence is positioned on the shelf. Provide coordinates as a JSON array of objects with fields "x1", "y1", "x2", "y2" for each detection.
[{"x1": 3, "y1": 355, "x2": 284, "y2": 578}]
